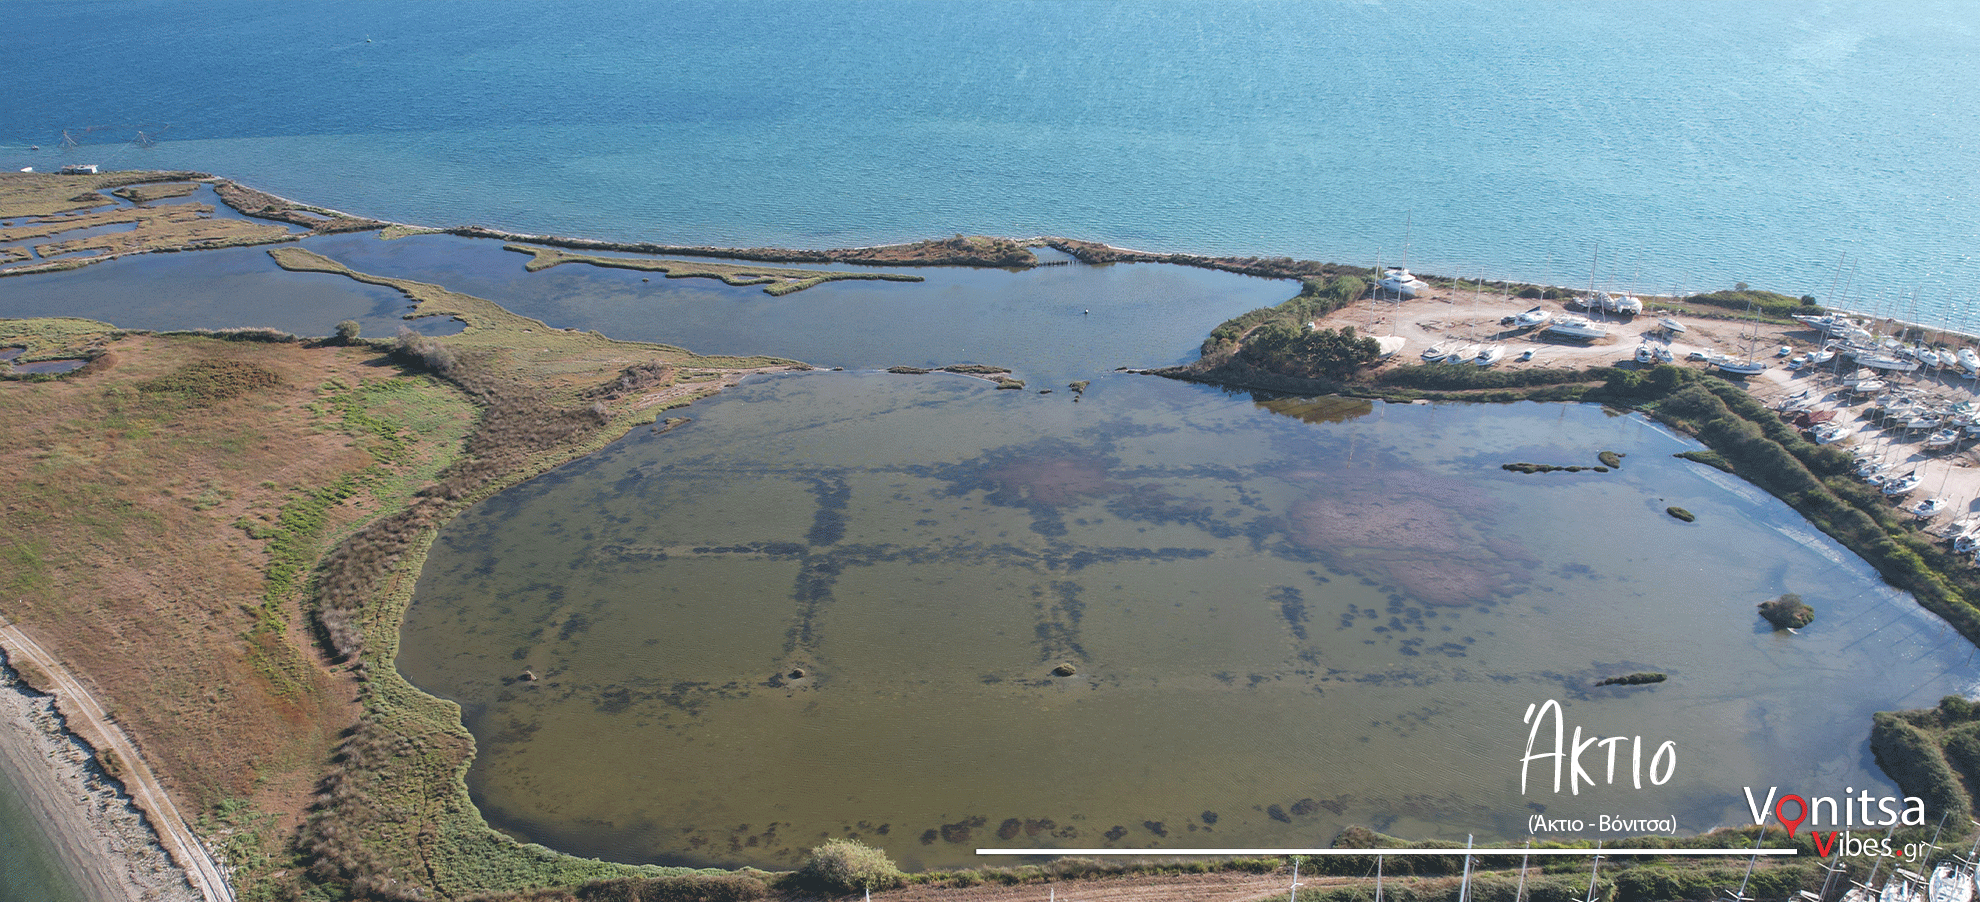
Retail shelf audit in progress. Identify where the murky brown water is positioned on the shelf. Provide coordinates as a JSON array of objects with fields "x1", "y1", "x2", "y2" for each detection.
[{"x1": 399, "y1": 373, "x2": 1978, "y2": 870}]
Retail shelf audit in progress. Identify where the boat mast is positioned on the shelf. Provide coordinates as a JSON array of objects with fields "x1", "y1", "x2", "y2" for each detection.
[
  {"x1": 1584, "y1": 841, "x2": 1605, "y2": 902},
  {"x1": 1726, "y1": 830, "x2": 1763, "y2": 902},
  {"x1": 1819, "y1": 842, "x2": 1848, "y2": 902},
  {"x1": 1401, "y1": 209, "x2": 1413, "y2": 273},
  {"x1": 1459, "y1": 835, "x2": 1475, "y2": 902},
  {"x1": 1514, "y1": 842, "x2": 1531, "y2": 902}
]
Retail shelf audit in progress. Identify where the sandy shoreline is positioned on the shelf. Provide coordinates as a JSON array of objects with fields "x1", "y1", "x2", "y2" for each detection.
[{"x1": 0, "y1": 655, "x2": 200, "y2": 902}]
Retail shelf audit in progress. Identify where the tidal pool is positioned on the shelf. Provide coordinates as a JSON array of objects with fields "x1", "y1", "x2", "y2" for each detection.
[
  {"x1": 0, "y1": 236, "x2": 461, "y2": 339},
  {"x1": 399, "y1": 371, "x2": 1978, "y2": 870}
]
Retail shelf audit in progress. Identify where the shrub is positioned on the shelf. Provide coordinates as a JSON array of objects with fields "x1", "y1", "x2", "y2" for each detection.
[
  {"x1": 162, "y1": 327, "x2": 301, "y2": 343},
  {"x1": 1869, "y1": 712, "x2": 1972, "y2": 819},
  {"x1": 1597, "y1": 672, "x2": 1667, "y2": 686},
  {"x1": 1376, "y1": 365, "x2": 1594, "y2": 391},
  {"x1": 798, "y1": 839, "x2": 904, "y2": 893},
  {"x1": 1683, "y1": 289, "x2": 1805, "y2": 319},
  {"x1": 1239, "y1": 322, "x2": 1380, "y2": 380},
  {"x1": 1203, "y1": 273, "x2": 1369, "y2": 353},
  {"x1": 334, "y1": 320, "x2": 362, "y2": 344},
  {"x1": 571, "y1": 874, "x2": 768, "y2": 901},
  {"x1": 1758, "y1": 593, "x2": 1814, "y2": 629},
  {"x1": 1942, "y1": 696, "x2": 1978, "y2": 721},
  {"x1": 391, "y1": 327, "x2": 456, "y2": 375},
  {"x1": 1942, "y1": 722, "x2": 1980, "y2": 794}
]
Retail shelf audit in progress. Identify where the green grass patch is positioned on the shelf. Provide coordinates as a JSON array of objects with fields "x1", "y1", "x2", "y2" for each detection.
[
  {"x1": 250, "y1": 248, "x2": 822, "y2": 896},
  {"x1": 137, "y1": 358, "x2": 283, "y2": 405},
  {"x1": 1682, "y1": 288, "x2": 1815, "y2": 319},
  {"x1": 1674, "y1": 450, "x2": 1733, "y2": 472}
]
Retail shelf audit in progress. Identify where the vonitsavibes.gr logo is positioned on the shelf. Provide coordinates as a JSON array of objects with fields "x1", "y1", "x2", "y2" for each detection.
[{"x1": 1745, "y1": 787, "x2": 1926, "y2": 857}]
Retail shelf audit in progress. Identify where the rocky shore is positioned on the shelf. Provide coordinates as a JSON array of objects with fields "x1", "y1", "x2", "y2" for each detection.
[{"x1": 0, "y1": 657, "x2": 198, "y2": 902}]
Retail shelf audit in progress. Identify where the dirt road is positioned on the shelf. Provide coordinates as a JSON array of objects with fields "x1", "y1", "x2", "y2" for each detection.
[{"x1": 0, "y1": 615, "x2": 236, "y2": 902}]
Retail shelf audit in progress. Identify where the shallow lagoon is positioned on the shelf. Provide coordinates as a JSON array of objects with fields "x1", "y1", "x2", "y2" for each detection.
[
  {"x1": 400, "y1": 370, "x2": 1978, "y2": 870},
  {"x1": 0, "y1": 237, "x2": 462, "y2": 340},
  {"x1": 8, "y1": 237, "x2": 1970, "y2": 873},
  {"x1": 296, "y1": 232, "x2": 1296, "y2": 385}
]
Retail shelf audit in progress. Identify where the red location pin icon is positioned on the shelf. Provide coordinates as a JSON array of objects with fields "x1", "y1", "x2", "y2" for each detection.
[{"x1": 1776, "y1": 794, "x2": 1807, "y2": 839}]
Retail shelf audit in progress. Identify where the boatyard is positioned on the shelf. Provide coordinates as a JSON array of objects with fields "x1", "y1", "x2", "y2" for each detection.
[{"x1": 1322, "y1": 278, "x2": 1980, "y2": 546}]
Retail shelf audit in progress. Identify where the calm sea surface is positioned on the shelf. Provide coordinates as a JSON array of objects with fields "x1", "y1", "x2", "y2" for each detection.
[
  {"x1": 8, "y1": 0, "x2": 1980, "y2": 887},
  {"x1": 7, "y1": 2, "x2": 1980, "y2": 320},
  {"x1": 0, "y1": 754, "x2": 85, "y2": 902}
]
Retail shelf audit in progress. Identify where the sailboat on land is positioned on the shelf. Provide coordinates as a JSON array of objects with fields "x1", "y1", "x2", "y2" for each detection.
[{"x1": 1717, "y1": 302, "x2": 1769, "y2": 377}]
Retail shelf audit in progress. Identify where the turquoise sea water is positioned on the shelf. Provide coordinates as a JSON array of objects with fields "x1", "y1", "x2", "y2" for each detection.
[{"x1": 7, "y1": 1, "x2": 1980, "y2": 321}]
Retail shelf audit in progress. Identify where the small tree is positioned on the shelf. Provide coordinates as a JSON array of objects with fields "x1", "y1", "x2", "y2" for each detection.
[
  {"x1": 333, "y1": 320, "x2": 361, "y2": 344},
  {"x1": 800, "y1": 838, "x2": 905, "y2": 894}
]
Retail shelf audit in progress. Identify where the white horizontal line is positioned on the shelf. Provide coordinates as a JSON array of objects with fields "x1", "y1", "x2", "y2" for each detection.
[{"x1": 975, "y1": 848, "x2": 1797, "y2": 857}]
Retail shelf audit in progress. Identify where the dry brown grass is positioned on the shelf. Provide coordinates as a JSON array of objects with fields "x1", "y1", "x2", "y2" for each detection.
[
  {"x1": 0, "y1": 172, "x2": 299, "y2": 276},
  {"x1": 0, "y1": 170, "x2": 208, "y2": 218},
  {"x1": 27, "y1": 201, "x2": 293, "y2": 258},
  {"x1": 504, "y1": 244, "x2": 925, "y2": 295},
  {"x1": 212, "y1": 179, "x2": 390, "y2": 234},
  {"x1": 113, "y1": 181, "x2": 201, "y2": 203},
  {"x1": 0, "y1": 325, "x2": 478, "y2": 892}
]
